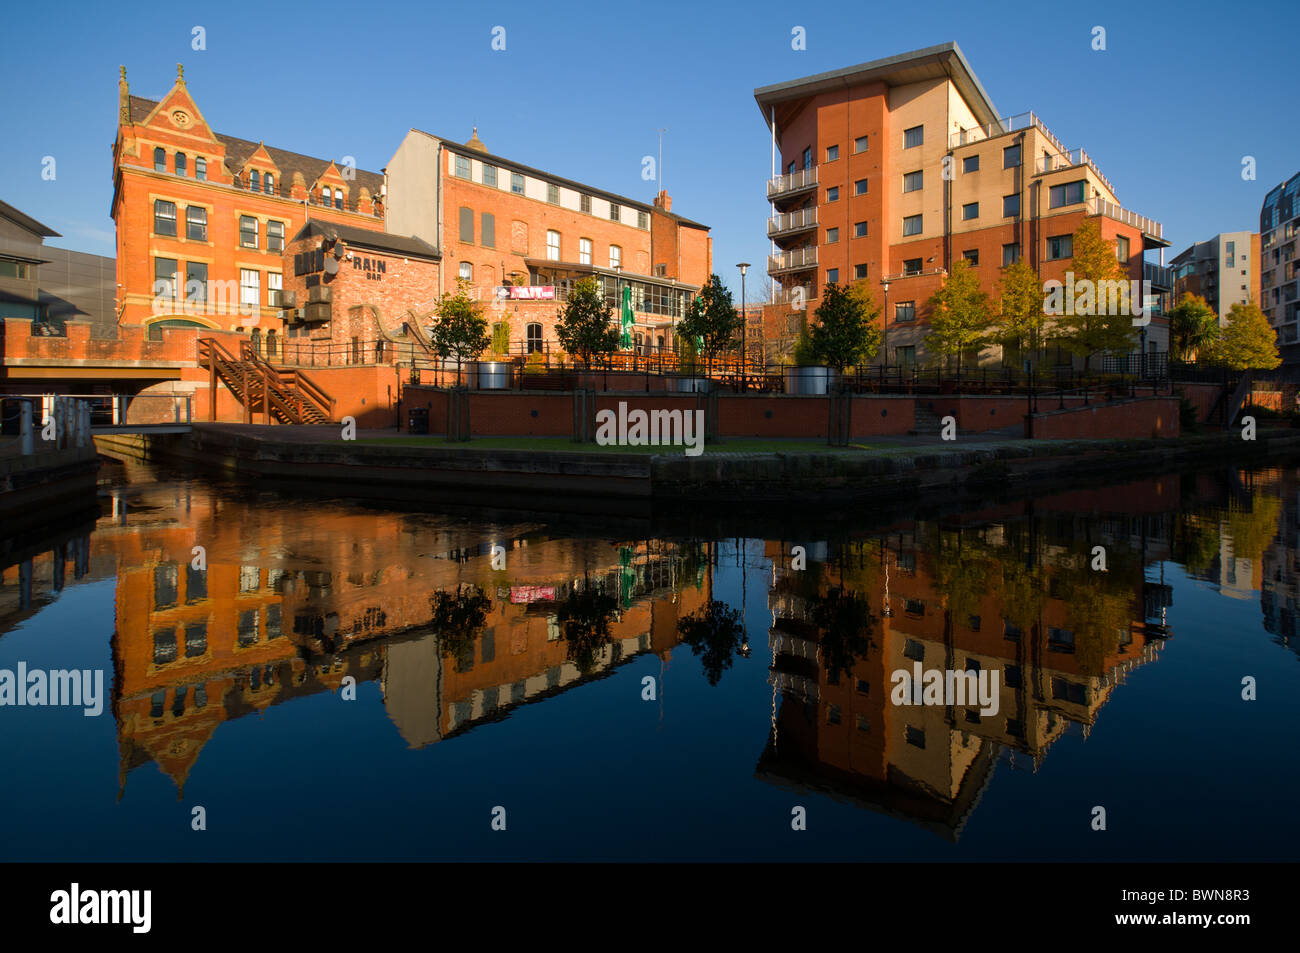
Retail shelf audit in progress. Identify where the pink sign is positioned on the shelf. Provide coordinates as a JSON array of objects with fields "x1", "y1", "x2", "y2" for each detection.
[
  {"x1": 510, "y1": 585, "x2": 557, "y2": 604},
  {"x1": 496, "y1": 285, "x2": 555, "y2": 300}
]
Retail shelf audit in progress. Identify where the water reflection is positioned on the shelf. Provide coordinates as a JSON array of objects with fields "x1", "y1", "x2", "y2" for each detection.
[{"x1": 2, "y1": 459, "x2": 1298, "y2": 853}]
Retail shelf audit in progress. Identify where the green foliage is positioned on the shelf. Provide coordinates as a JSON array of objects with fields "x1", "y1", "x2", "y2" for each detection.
[
  {"x1": 676, "y1": 600, "x2": 746, "y2": 686},
  {"x1": 490, "y1": 321, "x2": 510, "y2": 356},
  {"x1": 1204, "y1": 301, "x2": 1281, "y2": 370},
  {"x1": 1167, "y1": 293, "x2": 1219, "y2": 362},
  {"x1": 924, "y1": 257, "x2": 994, "y2": 372},
  {"x1": 431, "y1": 584, "x2": 492, "y2": 671},
  {"x1": 808, "y1": 282, "x2": 882, "y2": 370},
  {"x1": 1051, "y1": 219, "x2": 1135, "y2": 369},
  {"x1": 555, "y1": 276, "x2": 619, "y2": 368},
  {"x1": 430, "y1": 279, "x2": 490, "y2": 371},
  {"x1": 555, "y1": 578, "x2": 618, "y2": 675},
  {"x1": 998, "y1": 258, "x2": 1046, "y2": 360},
  {"x1": 676, "y1": 274, "x2": 743, "y2": 373}
]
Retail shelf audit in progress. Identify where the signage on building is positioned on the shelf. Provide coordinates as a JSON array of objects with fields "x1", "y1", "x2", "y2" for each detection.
[
  {"x1": 352, "y1": 255, "x2": 387, "y2": 281},
  {"x1": 510, "y1": 585, "x2": 556, "y2": 604},
  {"x1": 495, "y1": 285, "x2": 555, "y2": 300}
]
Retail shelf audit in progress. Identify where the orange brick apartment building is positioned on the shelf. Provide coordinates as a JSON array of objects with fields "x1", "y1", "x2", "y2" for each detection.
[
  {"x1": 755, "y1": 42, "x2": 1172, "y2": 370},
  {"x1": 384, "y1": 128, "x2": 712, "y2": 356}
]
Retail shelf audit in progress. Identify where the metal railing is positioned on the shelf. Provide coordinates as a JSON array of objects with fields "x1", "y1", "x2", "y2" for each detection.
[
  {"x1": 768, "y1": 207, "x2": 818, "y2": 237},
  {"x1": 771, "y1": 285, "x2": 813, "y2": 306},
  {"x1": 769, "y1": 246, "x2": 818, "y2": 273},
  {"x1": 1034, "y1": 147, "x2": 1117, "y2": 199},
  {"x1": 1093, "y1": 198, "x2": 1163, "y2": 240},
  {"x1": 767, "y1": 166, "x2": 818, "y2": 200},
  {"x1": 949, "y1": 111, "x2": 1061, "y2": 151}
]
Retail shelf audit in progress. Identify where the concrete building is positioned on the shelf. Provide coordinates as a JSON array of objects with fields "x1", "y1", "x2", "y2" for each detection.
[
  {"x1": 1260, "y1": 172, "x2": 1300, "y2": 363},
  {"x1": 1169, "y1": 231, "x2": 1260, "y2": 324},
  {"x1": 754, "y1": 42, "x2": 1171, "y2": 371},
  {"x1": 384, "y1": 128, "x2": 712, "y2": 356}
]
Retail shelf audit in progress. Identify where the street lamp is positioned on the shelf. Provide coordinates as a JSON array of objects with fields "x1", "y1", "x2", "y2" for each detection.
[
  {"x1": 880, "y1": 277, "x2": 891, "y2": 374},
  {"x1": 737, "y1": 262, "x2": 750, "y2": 384}
]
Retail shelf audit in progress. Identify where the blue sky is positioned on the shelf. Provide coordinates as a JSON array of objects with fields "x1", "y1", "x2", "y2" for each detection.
[{"x1": 4, "y1": 0, "x2": 1296, "y2": 295}]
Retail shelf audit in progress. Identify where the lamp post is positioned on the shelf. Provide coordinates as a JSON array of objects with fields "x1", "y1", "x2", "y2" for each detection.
[
  {"x1": 737, "y1": 262, "x2": 750, "y2": 387},
  {"x1": 880, "y1": 277, "x2": 891, "y2": 375}
]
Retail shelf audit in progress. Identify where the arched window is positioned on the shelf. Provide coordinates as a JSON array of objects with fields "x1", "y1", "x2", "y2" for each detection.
[
  {"x1": 250, "y1": 169, "x2": 260, "y2": 191},
  {"x1": 250, "y1": 327, "x2": 262, "y2": 354},
  {"x1": 175, "y1": 152, "x2": 187, "y2": 176},
  {"x1": 195, "y1": 157, "x2": 206, "y2": 180},
  {"x1": 333, "y1": 188, "x2": 343, "y2": 210},
  {"x1": 459, "y1": 261, "x2": 473, "y2": 280},
  {"x1": 526, "y1": 323, "x2": 543, "y2": 354},
  {"x1": 265, "y1": 328, "x2": 278, "y2": 359},
  {"x1": 153, "y1": 147, "x2": 166, "y2": 172},
  {"x1": 264, "y1": 173, "x2": 274, "y2": 194}
]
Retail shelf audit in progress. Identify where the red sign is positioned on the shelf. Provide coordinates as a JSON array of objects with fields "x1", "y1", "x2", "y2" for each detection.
[
  {"x1": 510, "y1": 585, "x2": 557, "y2": 604},
  {"x1": 495, "y1": 285, "x2": 555, "y2": 300}
]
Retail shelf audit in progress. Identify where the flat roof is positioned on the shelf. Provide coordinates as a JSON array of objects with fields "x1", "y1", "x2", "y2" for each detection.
[
  {"x1": 754, "y1": 41, "x2": 1001, "y2": 134},
  {"x1": 0, "y1": 199, "x2": 60, "y2": 239}
]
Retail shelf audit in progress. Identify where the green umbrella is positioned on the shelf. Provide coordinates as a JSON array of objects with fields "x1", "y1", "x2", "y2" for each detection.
[{"x1": 620, "y1": 285, "x2": 634, "y2": 348}]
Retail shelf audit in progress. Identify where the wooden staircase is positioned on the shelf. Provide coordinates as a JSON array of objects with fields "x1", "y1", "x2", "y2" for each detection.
[{"x1": 198, "y1": 338, "x2": 336, "y2": 425}]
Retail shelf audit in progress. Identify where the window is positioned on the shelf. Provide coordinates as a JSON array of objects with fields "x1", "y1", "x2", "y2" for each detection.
[
  {"x1": 1226, "y1": 240, "x2": 1236, "y2": 267},
  {"x1": 264, "y1": 173, "x2": 273, "y2": 194},
  {"x1": 895, "y1": 301, "x2": 916, "y2": 322},
  {"x1": 185, "y1": 206, "x2": 206, "y2": 241},
  {"x1": 195, "y1": 157, "x2": 206, "y2": 180},
  {"x1": 637, "y1": 210, "x2": 649, "y2": 229},
  {"x1": 0, "y1": 261, "x2": 29, "y2": 279},
  {"x1": 854, "y1": 178, "x2": 868, "y2": 196},
  {"x1": 963, "y1": 249, "x2": 979, "y2": 266},
  {"x1": 547, "y1": 183, "x2": 560, "y2": 204},
  {"x1": 511, "y1": 172, "x2": 525, "y2": 194},
  {"x1": 853, "y1": 135, "x2": 868, "y2": 154},
  {"x1": 482, "y1": 164, "x2": 497, "y2": 187},
  {"x1": 333, "y1": 188, "x2": 343, "y2": 210},
  {"x1": 1004, "y1": 621, "x2": 1022, "y2": 641},
  {"x1": 175, "y1": 152, "x2": 187, "y2": 177},
  {"x1": 609, "y1": 203, "x2": 621, "y2": 222},
  {"x1": 481, "y1": 212, "x2": 495, "y2": 248},
  {"x1": 854, "y1": 221, "x2": 868, "y2": 238},
  {"x1": 1003, "y1": 143, "x2": 1022, "y2": 168},
  {"x1": 185, "y1": 261, "x2": 207, "y2": 304},
  {"x1": 609, "y1": 244, "x2": 622, "y2": 269},
  {"x1": 239, "y1": 215, "x2": 258, "y2": 248},
  {"x1": 267, "y1": 271, "x2": 282, "y2": 307},
  {"x1": 454, "y1": 155, "x2": 471, "y2": 178},
  {"x1": 526, "y1": 323, "x2": 543, "y2": 354},
  {"x1": 962, "y1": 202, "x2": 979, "y2": 220},
  {"x1": 459, "y1": 206, "x2": 474, "y2": 243},
  {"x1": 827, "y1": 268, "x2": 839, "y2": 284},
  {"x1": 240, "y1": 269, "x2": 260, "y2": 308},
  {"x1": 1046, "y1": 234, "x2": 1073, "y2": 261},
  {"x1": 826, "y1": 144, "x2": 839, "y2": 162},
  {"x1": 902, "y1": 258, "x2": 922, "y2": 276},
  {"x1": 1049, "y1": 180, "x2": 1086, "y2": 208},
  {"x1": 154, "y1": 257, "x2": 178, "y2": 301},
  {"x1": 826, "y1": 227, "x2": 839, "y2": 244},
  {"x1": 154, "y1": 147, "x2": 166, "y2": 172},
  {"x1": 154, "y1": 200, "x2": 177, "y2": 237},
  {"x1": 1115, "y1": 235, "x2": 1130, "y2": 263},
  {"x1": 903, "y1": 125, "x2": 923, "y2": 149},
  {"x1": 1003, "y1": 193, "x2": 1021, "y2": 217},
  {"x1": 153, "y1": 629, "x2": 177, "y2": 665},
  {"x1": 902, "y1": 214, "x2": 922, "y2": 236},
  {"x1": 801, "y1": 146, "x2": 812, "y2": 169},
  {"x1": 579, "y1": 237, "x2": 592, "y2": 265},
  {"x1": 854, "y1": 263, "x2": 869, "y2": 279},
  {"x1": 903, "y1": 170, "x2": 923, "y2": 193},
  {"x1": 786, "y1": 160, "x2": 795, "y2": 176},
  {"x1": 267, "y1": 220, "x2": 284, "y2": 253},
  {"x1": 459, "y1": 261, "x2": 473, "y2": 280},
  {"x1": 1002, "y1": 243, "x2": 1020, "y2": 266},
  {"x1": 826, "y1": 186, "x2": 839, "y2": 202},
  {"x1": 895, "y1": 344, "x2": 916, "y2": 367},
  {"x1": 546, "y1": 230, "x2": 560, "y2": 261},
  {"x1": 963, "y1": 154, "x2": 979, "y2": 173},
  {"x1": 250, "y1": 169, "x2": 260, "y2": 191}
]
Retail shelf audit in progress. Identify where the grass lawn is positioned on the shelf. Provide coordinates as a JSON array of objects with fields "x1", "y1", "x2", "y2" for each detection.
[{"x1": 355, "y1": 436, "x2": 890, "y2": 454}]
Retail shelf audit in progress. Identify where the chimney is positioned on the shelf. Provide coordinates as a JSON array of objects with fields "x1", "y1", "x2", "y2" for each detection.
[{"x1": 653, "y1": 190, "x2": 671, "y2": 212}]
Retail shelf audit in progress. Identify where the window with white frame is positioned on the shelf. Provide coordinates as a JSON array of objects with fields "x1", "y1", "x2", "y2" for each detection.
[
  {"x1": 239, "y1": 269, "x2": 260, "y2": 308},
  {"x1": 267, "y1": 271, "x2": 282, "y2": 307},
  {"x1": 546, "y1": 230, "x2": 560, "y2": 261},
  {"x1": 579, "y1": 238, "x2": 592, "y2": 265},
  {"x1": 609, "y1": 244, "x2": 622, "y2": 269}
]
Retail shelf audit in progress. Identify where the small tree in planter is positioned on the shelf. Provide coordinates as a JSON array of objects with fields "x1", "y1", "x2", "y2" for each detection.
[
  {"x1": 556, "y1": 276, "x2": 619, "y2": 369},
  {"x1": 809, "y1": 281, "x2": 882, "y2": 373},
  {"x1": 676, "y1": 274, "x2": 743, "y2": 377},
  {"x1": 490, "y1": 321, "x2": 511, "y2": 359},
  {"x1": 430, "y1": 279, "x2": 490, "y2": 384}
]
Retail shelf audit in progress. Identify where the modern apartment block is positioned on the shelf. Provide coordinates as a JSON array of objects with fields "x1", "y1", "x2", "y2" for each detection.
[
  {"x1": 1169, "y1": 231, "x2": 1260, "y2": 324},
  {"x1": 1260, "y1": 172, "x2": 1300, "y2": 363},
  {"x1": 754, "y1": 42, "x2": 1171, "y2": 370},
  {"x1": 112, "y1": 65, "x2": 386, "y2": 339},
  {"x1": 384, "y1": 129, "x2": 711, "y2": 355}
]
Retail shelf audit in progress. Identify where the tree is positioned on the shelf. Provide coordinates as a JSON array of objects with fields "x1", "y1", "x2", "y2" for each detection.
[
  {"x1": 429, "y1": 279, "x2": 490, "y2": 379},
  {"x1": 555, "y1": 276, "x2": 619, "y2": 369},
  {"x1": 676, "y1": 274, "x2": 743, "y2": 375},
  {"x1": 1052, "y1": 219, "x2": 1134, "y2": 370},
  {"x1": 1167, "y1": 293, "x2": 1219, "y2": 363},
  {"x1": 924, "y1": 257, "x2": 994, "y2": 373},
  {"x1": 676, "y1": 600, "x2": 746, "y2": 686},
  {"x1": 998, "y1": 258, "x2": 1046, "y2": 367},
  {"x1": 1204, "y1": 301, "x2": 1281, "y2": 370},
  {"x1": 808, "y1": 281, "x2": 882, "y2": 370}
]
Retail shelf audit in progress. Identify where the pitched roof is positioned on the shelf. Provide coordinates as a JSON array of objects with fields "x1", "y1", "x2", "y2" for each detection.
[
  {"x1": 0, "y1": 199, "x2": 60, "y2": 238},
  {"x1": 293, "y1": 218, "x2": 441, "y2": 260},
  {"x1": 128, "y1": 95, "x2": 384, "y2": 196}
]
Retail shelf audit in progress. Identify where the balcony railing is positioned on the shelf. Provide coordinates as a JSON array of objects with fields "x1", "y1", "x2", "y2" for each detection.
[
  {"x1": 1093, "y1": 198, "x2": 1163, "y2": 240},
  {"x1": 768, "y1": 247, "x2": 818, "y2": 274},
  {"x1": 949, "y1": 110, "x2": 1067, "y2": 154},
  {"x1": 771, "y1": 284, "x2": 813, "y2": 306},
  {"x1": 1144, "y1": 261, "x2": 1173, "y2": 291},
  {"x1": 767, "y1": 207, "x2": 818, "y2": 238},
  {"x1": 767, "y1": 166, "x2": 818, "y2": 200},
  {"x1": 1035, "y1": 148, "x2": 1117, "y2": 201}
]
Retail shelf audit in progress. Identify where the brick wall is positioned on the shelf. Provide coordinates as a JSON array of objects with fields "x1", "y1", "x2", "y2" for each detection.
[{"x1": 1031, "y1": 397, "x2": 1179, "y2": 439}]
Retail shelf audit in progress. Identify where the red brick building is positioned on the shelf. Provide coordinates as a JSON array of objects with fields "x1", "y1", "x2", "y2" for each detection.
[
  {"x1": 384, "y1": 128, "x2": 712, "y2": 357},
  {"x1": 111, "y1": 64, "x2": 387, "y2": 339}
]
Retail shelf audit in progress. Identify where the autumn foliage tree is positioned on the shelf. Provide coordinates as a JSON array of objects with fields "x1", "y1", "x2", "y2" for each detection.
[
  {"x1": 1051, "y1": 219, "x2": 1134, "y2": 370},
  {"x1": 924, "y1": 257, "x2": 993, "y2": 373},
  {"x1": 1203, "y1": 302, "x2": 1281, "y2": 370}
]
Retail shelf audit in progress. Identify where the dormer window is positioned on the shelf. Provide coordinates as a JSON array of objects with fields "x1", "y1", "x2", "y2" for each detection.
[
  {"x1": 264, "y1": 173, "x2": 274, "y2": 195},
  {"x1": 333, "y1": 189, "x2": 342, "y2": 210},
  {"x1": 250, "y1": 169, "x2": 260, "y2": 191}
]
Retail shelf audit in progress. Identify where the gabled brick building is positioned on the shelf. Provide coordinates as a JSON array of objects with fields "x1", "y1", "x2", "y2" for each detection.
[{"x1": 111, "y1": 64, "x2": 387, "y2": 339}]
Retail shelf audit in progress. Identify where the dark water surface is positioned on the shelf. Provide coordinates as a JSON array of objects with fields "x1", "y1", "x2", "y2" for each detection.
[{"x1": 2, "y1": 457, "x2": 1298, "y2": 861}]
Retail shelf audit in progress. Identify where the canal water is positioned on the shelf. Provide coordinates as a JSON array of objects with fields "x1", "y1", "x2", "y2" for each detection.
[{"x1": 1, "y1": 456, "x2": 1298, "y2": 861}]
